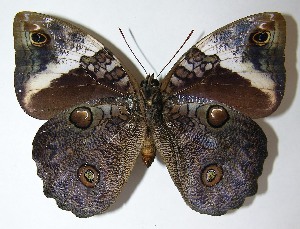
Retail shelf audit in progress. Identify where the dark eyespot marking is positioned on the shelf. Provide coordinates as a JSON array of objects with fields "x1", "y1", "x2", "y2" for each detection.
[
  {"x1": 69, "y1": 107, "x2": 93, "y2": 129},
  {"x1": 250, "y1": 30, "x2": 271, "y2": 46},
  {"x1": 29, "y1": 31, "x2": 50, "y2": 47},
  {"x1": 78, "y1": 164, "x2": 100, "y2": 188},
  {"x1": 201, "y1": 164, "x2": 223, "y2": 187},
  {"x1": 207, "y1": 105, "x2": 229, "y2": 128}
]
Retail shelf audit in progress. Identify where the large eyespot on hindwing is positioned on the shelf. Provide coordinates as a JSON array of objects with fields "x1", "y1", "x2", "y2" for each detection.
[
  {"x1": 249, "y1": 30, "x2": 271, "y2": 46},
  {"x1": 78, "y1": 164, "x2": 100, "y2": 188},
  {"x1": 206, "y1": 105, "x2": 229, "y2": 128},
  {"x1": 69, "y1": 107, "x2": 93, "y2": 129},
  {"x1": 29, "y1": 30, "x2": 50, "y2": 47},
  {"x1": 201, "y1": 164, "x2": 223, "y2": 187}
]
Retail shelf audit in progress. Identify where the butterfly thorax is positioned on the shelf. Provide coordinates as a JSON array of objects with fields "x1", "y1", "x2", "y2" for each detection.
[
  {"x1": 140, "y1": 74, "x2": 163, "y2": 167},
  {"x1": 140, "y1": 74, "x2": 162, "y2": 115}
]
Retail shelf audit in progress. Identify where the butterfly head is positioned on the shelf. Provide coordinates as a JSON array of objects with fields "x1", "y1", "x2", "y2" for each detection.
[{"x1": 140, "y1": 74, "x2": 161, "y2": 106}]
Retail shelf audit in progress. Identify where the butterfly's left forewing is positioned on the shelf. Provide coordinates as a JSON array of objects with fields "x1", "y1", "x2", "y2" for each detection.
[{"x1": 14, "y1": 11, "x2": 141, "y2": 120}]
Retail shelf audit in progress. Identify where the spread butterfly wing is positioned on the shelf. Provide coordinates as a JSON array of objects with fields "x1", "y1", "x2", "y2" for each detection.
[
  {"x1": 154, "y1": 98, "x2": 267, "y2": 215},
  {"x1": 161, "y1": 12, "x2": 286, "y2": 118},
  {"x1": 157, "y1": 12, "x2": 284, "y2": 215},
  {"x1": 14, "y1": 11, "x2": 140, "y2": 120},
  {"x1": 33, "y1": 99, "x2": 145, "y2": 217},
  {"x1": 14, "y1": 11, "x2": 146, "y2": 217}
]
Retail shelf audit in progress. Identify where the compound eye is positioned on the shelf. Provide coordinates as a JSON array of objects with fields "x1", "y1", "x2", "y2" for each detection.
[{"x1": 151, "y1": 79, "x2": 160, "y2": 87}]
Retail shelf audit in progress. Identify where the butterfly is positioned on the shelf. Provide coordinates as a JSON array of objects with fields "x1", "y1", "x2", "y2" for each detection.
[{"x1": 13, "y1": 11, "x2": 286, "y2": 218}]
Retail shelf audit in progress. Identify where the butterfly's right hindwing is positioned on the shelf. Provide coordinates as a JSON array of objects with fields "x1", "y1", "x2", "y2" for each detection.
[{"x1": 155, "y1": 97, "x2": 267, "y2": 215}]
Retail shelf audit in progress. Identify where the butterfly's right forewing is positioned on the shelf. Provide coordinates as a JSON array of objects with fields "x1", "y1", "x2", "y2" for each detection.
[{"x1": 161, "y1": 12, "x2": 286, "y2": 119}]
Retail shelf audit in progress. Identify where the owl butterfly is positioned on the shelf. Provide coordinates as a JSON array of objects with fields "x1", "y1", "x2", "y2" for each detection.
[{"x1": 14, "y1": 11, "x2": 286, "y2": 217}]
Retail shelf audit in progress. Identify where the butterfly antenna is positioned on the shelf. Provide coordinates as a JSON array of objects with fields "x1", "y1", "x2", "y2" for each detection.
[
  {"x1": 157, "y1": 30, "x2": 194, "y2": 78},
  {"x1": 119, "y1": 28, "x2": 148, "y2": 75}
]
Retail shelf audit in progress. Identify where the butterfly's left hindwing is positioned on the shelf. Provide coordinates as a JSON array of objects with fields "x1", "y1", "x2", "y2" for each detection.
[{"x1": 33, "y1": 98, "x2": 145, "y2": 218}]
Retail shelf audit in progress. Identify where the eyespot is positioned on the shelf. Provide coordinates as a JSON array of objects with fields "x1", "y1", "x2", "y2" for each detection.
[
  {"x1": 69, "y1": 107, "x2": 93, "y2": 129},
  {"x1": 78, "y1": 164, "x2": 100, "y2": 188},
  {"x1": 201, "y1": 164, "x2": 223, "y2": 187},
  {"x1": 207, "y1": 105, "x2": 229, "y2": 128},
  {"x1": 250, "y1": 30, "x2": 271, "y2": 46},
  {"x1": 29, "y1": 31, "x2": 50, "y2": 47}
]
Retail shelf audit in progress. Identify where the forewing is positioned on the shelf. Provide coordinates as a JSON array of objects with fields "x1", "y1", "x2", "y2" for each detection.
[
  {"x1": 32, "y1": 97, "x2": 145, "y2": 217},
  {"x1": 161, "y1": 12, "x2": 286, "y2": 118},
  {"x1": 14, "y1": 11, "x2": 140, "y2": 119},
  {"x1": 155, "y1": 97, "x2": 267, "y2": 215}
]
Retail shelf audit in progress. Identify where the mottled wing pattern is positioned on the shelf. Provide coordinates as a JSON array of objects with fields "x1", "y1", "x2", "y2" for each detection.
[
  {"x1": 154, "y1": 97, "x2": 267, "y2": 215},
  {"x1": 33, "y1": 98, "x2": 145, "y2": 217},
  {"x1": 161, "y1": 12, "x2": 286, "y2": 118},
  {"x1": 156, "y1": 12, "x2": 285, "y2": 214},
  {"x1": 14, "y1": 12, "x2": 140, "y2": 119},
  {"x1": 14, "y1": 11, "x2": 286, "y2": 217},
  {"x1": 14, "y1": 12, "x2": 146, "y2": 217}
]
